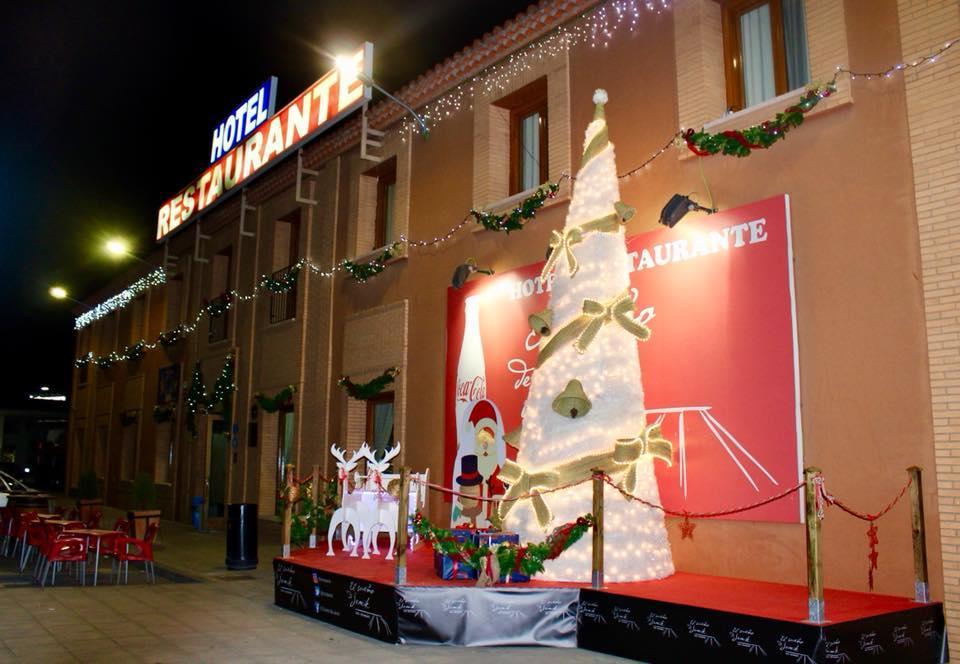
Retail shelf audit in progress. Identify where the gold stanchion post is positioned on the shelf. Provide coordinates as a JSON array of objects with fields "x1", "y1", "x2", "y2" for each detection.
[
  {"x1": 804, "y1": 466, "x2": 824, "y2": 623},
  {"x1": 282, "y1": 463, "x2": 295, "y2": 559},
  {"x1": 592, "y1": 470, "x2": 604, "y2": 589},
  {"x1": 395, "y1": 467, "x2": 410, "y2": 585},
  {"x1": 310, "y1": 464, "x2": 320, "y2": 549},
  {"x1": 908, "y1": 466, "x2": 930, "y2": 602}
]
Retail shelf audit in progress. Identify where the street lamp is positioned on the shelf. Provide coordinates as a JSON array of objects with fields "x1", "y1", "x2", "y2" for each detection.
[
  {"x1": 335, "y1": 54, "x2": 429, "y2": 137},
  {"x1": 49, "y1": 285, "x2": 91, "y2": 309},
  {"x1": 104, "y1": 237, "x2": 160, "y2": 269}
]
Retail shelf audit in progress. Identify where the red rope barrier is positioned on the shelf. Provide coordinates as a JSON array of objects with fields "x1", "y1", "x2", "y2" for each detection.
[
  {"x1": 602, "y1": 475, "x2": 805, "y2": 519},
  {"x1": 412, "y1": 477, "x2": 593, "y2": 504}
]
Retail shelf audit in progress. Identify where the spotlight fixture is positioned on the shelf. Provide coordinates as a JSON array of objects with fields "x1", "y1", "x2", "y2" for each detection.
[
  {"x1": 658, "y1": 194, "x2": 717, "y2": 228},
  {"x1": 452, "y1": 258, "x2": 494, "y2": 289}
]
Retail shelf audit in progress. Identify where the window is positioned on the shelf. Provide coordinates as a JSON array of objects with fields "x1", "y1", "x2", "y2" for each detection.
[
  {"x1": 208, "y1": 248, "x2": 232, "y2": 343},
  {"x1": 722, "y1": 0, "x2": 809, "y2": 111},
  {"x1": 120, "y1": 413, "x2": 137, "y2": 481},
  {"x1": 154, "y1": 422, "x2": 174, "y2": 483},
  {"x1": 494, "y1": 77, "x2": 548, "y2": 196},
  {"x1": 362, "y1": 158, "x2": 397, "y2": 250},
  {"x1": 270, "y1": 211, "x2": 300, "y2": 323},
  {"x1": 130, "y1": 296, "x2": 146, "y2": 345},
  {"x1": 275, "y1": 406, "x2": 295, "y2": 516},
  {"x1": 95, "y1": 424, "x2": 108, "y2": 479},
  {"x1": 365, "y1": 393, "x2": 395, "y2": 458},
  {"x1": 165, "y1": 276, "x2": 183, "y2": 330}
]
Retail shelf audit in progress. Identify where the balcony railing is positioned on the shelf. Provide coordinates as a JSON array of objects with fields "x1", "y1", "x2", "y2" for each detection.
[{"x1": 269, "y1": 265, "x2": 299, "y2": 324}]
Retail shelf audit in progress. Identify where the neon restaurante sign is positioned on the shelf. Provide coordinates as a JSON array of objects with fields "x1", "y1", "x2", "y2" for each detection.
[{"x1": 156, "y1": 43, "x2": 372, "y2": 241}]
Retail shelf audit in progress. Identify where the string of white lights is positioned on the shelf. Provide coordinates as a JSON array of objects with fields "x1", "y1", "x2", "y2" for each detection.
[
  {"x1": 74, "y1": 268, "x2": 166, "y2": 331},
  {"x1": 397, "y1": 0, "x2": 670, "y2": 139},
  {"x1": 74, "y1": 32, "x2": 959, "y2": 364}
]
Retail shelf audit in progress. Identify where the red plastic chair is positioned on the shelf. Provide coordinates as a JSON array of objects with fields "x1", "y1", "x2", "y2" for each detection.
[
  {"x1": 0, "y1": 507, "x2": 12, "y2": 555},
  {"x1": 65, "y1": 508, "x2": 80, "y2": 521},
  {"x1": 112, "y1": 518, "x2": 129, "y2": 534},
  {"x1": 114, "y1": 522, "x2": 159, "y2": 584},
  {"x1": 39, "y1": 535, "x2": 87, "y2": 587},
  {"x1": 84, "y1": 509, "x2": 102, "y2": 530},
  {"x1": 8, "y1": 511, "x2": 37, "y2": 560},
  {"x1": 20, "y1": 521, "x2": 48, "y2": 573}
]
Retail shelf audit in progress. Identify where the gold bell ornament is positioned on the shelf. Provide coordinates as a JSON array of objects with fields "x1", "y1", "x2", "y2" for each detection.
[
  {"x1": 552, "y1": 379, "x2": 592, "y2": 419},
  {"x1": 528, "y1": 308, "x2": 553, "y2": 337}
]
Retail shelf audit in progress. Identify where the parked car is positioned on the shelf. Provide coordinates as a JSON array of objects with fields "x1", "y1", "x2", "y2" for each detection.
[{"x1": 0, "y1": 469, "x2": 52, "y2": 510}]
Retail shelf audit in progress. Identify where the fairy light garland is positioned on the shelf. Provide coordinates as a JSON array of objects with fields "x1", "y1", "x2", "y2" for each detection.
[
  {"x1": 397, "y1": 0, "x2": 671, "y2": 139},
  {"x1": 72, "y1": 34, "x2": 958, "y2": 368},
  {"x1": 74, "y1": 268, "x2": 166, "y2": 331}
]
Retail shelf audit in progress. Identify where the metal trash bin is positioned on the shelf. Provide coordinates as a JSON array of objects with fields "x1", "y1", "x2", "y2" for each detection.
[{"x1": 226, "y1": 503, "x2": 258, "y2": 570}]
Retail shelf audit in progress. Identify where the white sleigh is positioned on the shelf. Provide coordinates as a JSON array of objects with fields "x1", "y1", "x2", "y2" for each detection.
[{"x1": 326, "y1": 442, "x2": 428, "y2": 559}]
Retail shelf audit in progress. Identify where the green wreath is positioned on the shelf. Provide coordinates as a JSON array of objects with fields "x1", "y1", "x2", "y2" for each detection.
[
  {"x1": 338, "y1": 367, "x2": 399, "y2": 400},
  {"x1": 254, "y1": 385, "x2": 297, "y2": 413}
]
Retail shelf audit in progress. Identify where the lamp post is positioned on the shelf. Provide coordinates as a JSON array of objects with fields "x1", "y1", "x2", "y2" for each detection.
[
  {"x1": 335, "y1": 55, "x2": 429, "y2": 137},
  {"x1": 49, "y1": 286, "x2": 91, "y2": 310},
  {"x1": 105, "y1": 237, "x2": 161, "y2": 270}
]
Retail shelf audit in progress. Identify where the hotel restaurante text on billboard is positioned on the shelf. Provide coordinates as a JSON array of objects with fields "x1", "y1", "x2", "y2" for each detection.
[{"x1": 155, "y1": 43, "x2": 372, "y2": 241}]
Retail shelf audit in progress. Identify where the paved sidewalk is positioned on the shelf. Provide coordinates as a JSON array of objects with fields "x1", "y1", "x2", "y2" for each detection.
[{"x1": 0, "y1": 509, "x2": 617, "y2": 663}]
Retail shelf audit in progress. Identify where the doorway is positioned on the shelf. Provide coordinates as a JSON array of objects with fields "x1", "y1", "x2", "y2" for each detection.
[
  {"x1": 206, "y1": 418, "x2": 229, "y2": 529},
  {"x1": 275, "y1": 406, "x2": 295, "y2": 516}
]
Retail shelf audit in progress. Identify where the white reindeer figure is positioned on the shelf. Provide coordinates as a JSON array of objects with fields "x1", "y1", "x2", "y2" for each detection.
[{"x1": 326, "y1": 444, "x2": 365, "y2": 556}]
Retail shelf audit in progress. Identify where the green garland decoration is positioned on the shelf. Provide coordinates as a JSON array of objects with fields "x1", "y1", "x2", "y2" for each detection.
[
  {"x1": 206, "y1": 292, "x2": 232, "y2": 319},
  {"x1": 95, "y1": 356, "x2": 114, "y2": 370},
  {"x1": 470, "y1": 182, "x2": 560, "y2": 233},
  {"x1": 260, "y1": 265, "x2": 302, "y2": 293},
  {"x1": 254, "y1": 385, "x2": 297, "y2": 413},
  {"x1": 288, "y1": 479, "x2": 339, "y2": 547},
  {"x1": 159, "y1": 326, "x2": 184, "y2": 348},
  {"x1": 185, "y1": 354, "x2": 235, "y2": 437},
  {"x1": 413, "y1": 512, "x2": 594, "y2": 578},
  {"x1": 125, "y1": 343, "x2": 145, "y2": 363},
  {"x1": 152, "y1": 404, "x2": 175, "y2": 424},
  {"x1": 683, "y1": 82, "x2": 837, "y2": 157},
  {"x1": 338, "y1": 367, "x2": 399, "y2": 400},
  {"x1": 342, "y1": 243, "x2": 401, "y2": 283}
]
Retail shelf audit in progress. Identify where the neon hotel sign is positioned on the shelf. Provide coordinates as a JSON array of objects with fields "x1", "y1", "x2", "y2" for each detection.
[{"x1": 156, "y1": 43, "x2": 372, "y2": 241}]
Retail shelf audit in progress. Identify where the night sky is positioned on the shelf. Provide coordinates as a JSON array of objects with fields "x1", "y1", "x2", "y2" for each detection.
[{"x1": 0, "y1": 1, "x2": 534, "y2": 405}]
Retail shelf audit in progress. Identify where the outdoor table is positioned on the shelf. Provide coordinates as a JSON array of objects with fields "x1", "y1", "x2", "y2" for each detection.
[
  {"x1": 36, "y1": 513, "x2": 60, "y2": 520},
  {"x1": 44, "y1": 519, "x2": 81, "y2": 530},
  {"x1": 64, "y1": 528, "x2": 117, "y2": 586}
]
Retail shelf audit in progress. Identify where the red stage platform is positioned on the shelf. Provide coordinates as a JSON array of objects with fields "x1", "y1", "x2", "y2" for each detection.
[
  {"x1": 274, "y1": 544, "x2": 947, "y2": 662},
  {"x1": 284, "y1": 544, "x2": 918, "y2": 624}
]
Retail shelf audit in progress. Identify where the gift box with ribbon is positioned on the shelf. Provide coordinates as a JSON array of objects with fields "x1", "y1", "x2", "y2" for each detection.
[
  {"x1": 433, "y1": 528, "x2": 479, "y2": 580},
  {"x1": 434, "y1": 552, "x2": 479, "y2": 580}
]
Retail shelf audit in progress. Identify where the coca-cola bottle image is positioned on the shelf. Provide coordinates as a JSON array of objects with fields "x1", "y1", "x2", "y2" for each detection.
[{"x1": 451, "y1": 295, "x2": 487, "y2": 526}]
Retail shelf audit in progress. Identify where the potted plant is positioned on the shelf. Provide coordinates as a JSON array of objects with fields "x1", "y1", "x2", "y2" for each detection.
[
  {"x1": 77, "y1": 469, "x2": 103, "y2": 522},
  {"x1": 128, "y1": 472, "x2": 162, "y2": 539}
]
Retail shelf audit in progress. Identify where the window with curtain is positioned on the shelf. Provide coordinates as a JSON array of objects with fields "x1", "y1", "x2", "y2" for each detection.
[
  {"x1": 275, "y1": 407, "x2": 295, "y2": 515},
  {"x1": 723, "y1": 0, "x2": 809, "y2": 111},
  {"x1": 366, "y1": 393, "x2": 395, "y2": 457},
  {"x1": 494, "y1": 77, "x2": 548, "y2": 196}
]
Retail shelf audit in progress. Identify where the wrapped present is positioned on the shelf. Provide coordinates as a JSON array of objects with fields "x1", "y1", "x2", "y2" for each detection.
[
  {"x1": 474, "y1": 531, "x2": 519, "y2": 548},
  {"x1": 434, "y1": 552, "x2": 478, "y2": 580},
  {"x1": 498, "y1": 569, "x2": 530, "y2": 584}
]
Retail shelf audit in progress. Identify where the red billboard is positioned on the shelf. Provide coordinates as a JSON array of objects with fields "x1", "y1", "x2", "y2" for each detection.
[{"x1": 444, "y1": 195, "x2": 802, "y2": 525}]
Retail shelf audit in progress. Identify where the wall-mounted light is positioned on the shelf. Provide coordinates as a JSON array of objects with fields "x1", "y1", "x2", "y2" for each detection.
[
  {"x1": 335, "y1": 54, "x2": 429, "y2": 137},
  {"x1": 452, "y1": 258, "x2": 494, "y2": 289},
  {"x1": 658, "y1": 194, "x2": 717, "y2": 228}
]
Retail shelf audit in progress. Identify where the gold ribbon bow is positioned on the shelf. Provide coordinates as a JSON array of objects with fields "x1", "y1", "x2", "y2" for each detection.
[
  {"x1": 497, "y1": 459, "x2": 560, "y2": 529},
  {"x1": 615, "y1": 423, "x2": 674, "y2": 493},
  {"x1": 537, "y1": 291, "x2": 650, "y2": 367},
  {"x1": 540, "y1": 227, "x2": 584, "y2": 283},
  {"x1": 538, "y1": 203, "x2": 635, "y2": 285}
]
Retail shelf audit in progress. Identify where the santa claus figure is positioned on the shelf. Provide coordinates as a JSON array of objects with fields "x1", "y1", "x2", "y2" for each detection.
[{"x1": 450, "y1": 399, "x2": 506, "y2": 527}]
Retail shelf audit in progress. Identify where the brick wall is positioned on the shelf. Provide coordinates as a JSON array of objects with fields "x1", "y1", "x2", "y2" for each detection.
[{"x1": 898, "y1": 0, "x2": 960, "y2": 635}]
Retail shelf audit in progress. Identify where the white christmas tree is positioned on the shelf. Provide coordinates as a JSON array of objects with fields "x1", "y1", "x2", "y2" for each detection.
[{"x1": 500, "y1": 90, "x2": 674, "y2": 582}]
